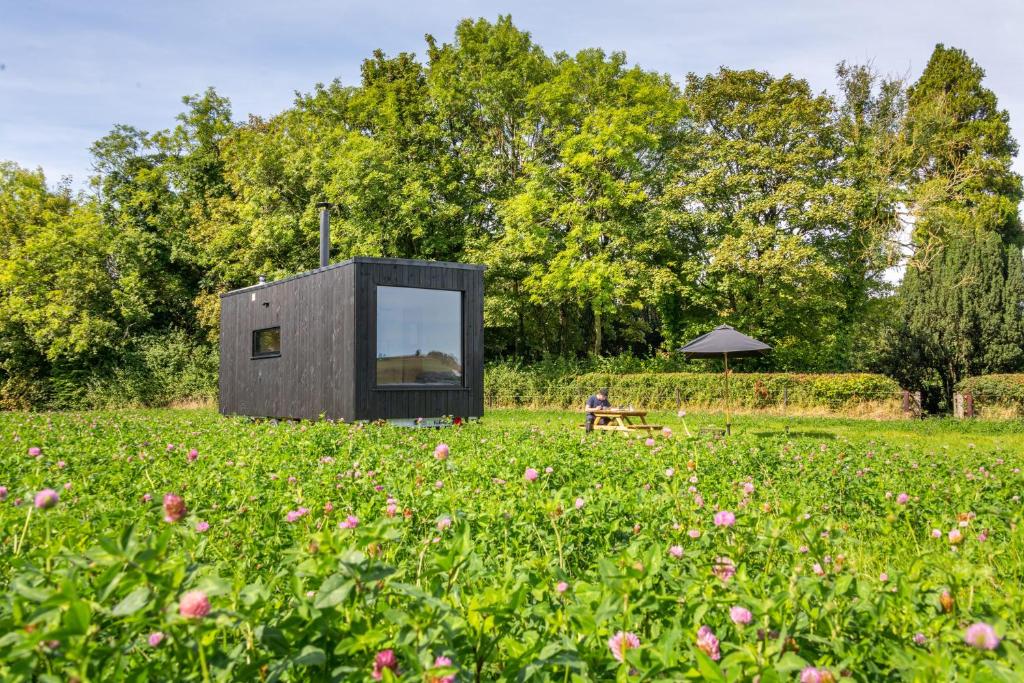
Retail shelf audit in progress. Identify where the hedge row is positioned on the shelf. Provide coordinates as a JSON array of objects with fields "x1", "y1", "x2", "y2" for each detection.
[
  {"x1": 484, "y1": 368, "x2": 903, "y2": 412},
  {"x1": 957, "y1": 374, "x2": 1024, "y2": 411}
]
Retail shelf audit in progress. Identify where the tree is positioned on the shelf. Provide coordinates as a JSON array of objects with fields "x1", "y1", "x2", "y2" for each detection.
[
  {"x1": 0, "y1": 162, "x2": 73, "y2": 253},
  {"x1": 902, "y1": 45, "x2": 1022, "y2": 255},
  {"x1": 427, "y1": 16, "x2": 555, "y2": 356},
  {"x1": 494, "y1": 49, "x2": 685, "y2": 356},
  {"x1": 891, "y1": 234, "x2": 1024, "y2": 403},
  {"x1": 0, "y1": 164, "x2": 152, "y2": 406},
  {"x1": 326, "y1": 48, "x2": 467, "y2": 259},
  {"x1": 888, "y1": 45, "x2": 1024, "y2": 405},
  {"x1": 671, "y1": 69, "x2": 858, "y2": 368},
  {"x1": 5, "y1": 21, "x2": 1024, "y2": 409},
  {"x1": 0, "y1": 163, "x2": 73, "y2": 405},
  {"x1": 832, "y1": 63, "x2": 907, "y2": 368}
]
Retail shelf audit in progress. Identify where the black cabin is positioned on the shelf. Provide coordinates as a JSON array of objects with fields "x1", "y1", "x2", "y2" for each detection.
[{"x1": 218, "y1": 257, "x2": 485, "y2": 423}]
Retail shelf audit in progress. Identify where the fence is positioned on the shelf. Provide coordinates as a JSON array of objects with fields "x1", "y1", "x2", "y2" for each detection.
[{"x1": 955, "y1": 375, "x2": 1024, "y2": 418}]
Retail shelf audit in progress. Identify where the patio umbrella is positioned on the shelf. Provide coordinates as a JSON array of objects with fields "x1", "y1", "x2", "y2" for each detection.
[{"x1": 679, "y1": 325, "x2": 771, "y2": 435}]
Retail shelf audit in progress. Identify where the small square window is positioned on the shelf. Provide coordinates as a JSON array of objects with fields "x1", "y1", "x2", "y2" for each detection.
[{"x1": 252, "y1": 327, "x2": 281, "y2": 358}]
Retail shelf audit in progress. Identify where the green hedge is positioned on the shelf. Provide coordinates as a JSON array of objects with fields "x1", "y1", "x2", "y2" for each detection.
[
  {"x1": 485, "y1": 369, "x2": 902, "y2": 412},
  {"x1": 2, "y1": 332, "x2": 218, "y2": 411},
  {"x1": 957, "y1": 375, "x2": 1024, "y2": 410}
]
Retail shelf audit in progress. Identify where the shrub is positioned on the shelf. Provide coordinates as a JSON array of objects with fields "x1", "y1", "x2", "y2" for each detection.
[
  {"x1": 956, "y1": 375, "x2": 1024, "y2": 415},
  {"x1": 2, "y1": 331, "x2": 218, "y2": 410},
  {"x1": 485, "y1": 367, "x2": 902, "y2": 414},
  {"x1": 78, "y1": 331, "x2": 218, "y2": 409}
]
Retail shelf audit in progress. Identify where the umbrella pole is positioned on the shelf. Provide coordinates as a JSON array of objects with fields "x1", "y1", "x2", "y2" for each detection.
[{"x1": 724, "y1": 352, "x2": 731, "y2": 436}]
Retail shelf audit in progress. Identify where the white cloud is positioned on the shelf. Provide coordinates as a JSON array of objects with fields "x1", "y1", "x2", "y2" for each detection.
[{"x1": 2, "y1": 0, "x2": 1021, "y2": 192}]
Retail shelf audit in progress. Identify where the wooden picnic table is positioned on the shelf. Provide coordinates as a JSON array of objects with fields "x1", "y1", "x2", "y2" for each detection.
[{"x1": 589, "y1": 408, "x2": 662, "y2": 435}]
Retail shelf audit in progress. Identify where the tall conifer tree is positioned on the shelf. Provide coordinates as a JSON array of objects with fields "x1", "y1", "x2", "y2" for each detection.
[{"x1": 890, "y1": 45, "x2": 1024, "y2": 404}]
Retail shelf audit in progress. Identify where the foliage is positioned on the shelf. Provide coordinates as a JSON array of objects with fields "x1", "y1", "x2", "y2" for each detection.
[
  {"x1": 956, "y1": 374, "x2": 1024, "y2": 412},
  {"x1": 0, "y1": 89, "x2": 234, "y2": 407},
  {"x1": 669, "y1": 68, "x2": 883, "y2": 367},
  {"x1": 77, "y1": 331, "x2": 219, "y2": 409},
  {"x1": 1, "y1": 409, "x2": 1023, "y2": 680},
  {"x1": 485, "y1": 368, "x2": 902, "y2": 413},
  {"x1": 0, "y1": 164, "x2": 156, "y2": 407},
  {"x1": 886, "y1": 45, "x2": 1024, "y2": 406},
  {"x1": 491, "y1": 49, "x2": 686, "y2": 355},
  {"x1": 885, "y1": 235, "x2": 1024, "y2": 405},
  {"x1": 1, "y1": 21, "x2": 1022, "y2": 408},
  {"x1": 901, "y1": 46, "x2": 1022, "y2": 253}
]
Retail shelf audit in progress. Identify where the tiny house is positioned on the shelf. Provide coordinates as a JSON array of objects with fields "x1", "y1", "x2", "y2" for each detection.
[{"x1": 218, "y1": 256, "x2": 485, "y2": 423}]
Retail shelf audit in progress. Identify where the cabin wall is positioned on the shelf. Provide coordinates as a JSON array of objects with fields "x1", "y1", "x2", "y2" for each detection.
[
  {"x1": 219, "y1": 264, "x2": 356, "y2": 420},
  {"x1": 353, "y1": 260, "x2": 484, "y2": 420},
  {"x1": 218, "y1": 257, "x2": 484, "y2": 422}
]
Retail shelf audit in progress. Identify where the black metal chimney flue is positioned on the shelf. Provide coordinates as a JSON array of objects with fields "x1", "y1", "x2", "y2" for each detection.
[{"x1": 316, "y1": 201, "x2": 332, "y2": 268}]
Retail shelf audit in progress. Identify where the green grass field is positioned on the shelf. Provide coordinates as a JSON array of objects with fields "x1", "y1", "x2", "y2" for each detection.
[
  {"x1": 488, "y1": 408, "x2": 1024, "y2": 451},
  {"x1": 2, "y1": 408, "x2": 1023, "y2": 681}
]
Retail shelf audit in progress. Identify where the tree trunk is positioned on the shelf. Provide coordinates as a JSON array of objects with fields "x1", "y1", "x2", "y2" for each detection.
[
  {"x1": 513, "y1": 281, "x2": 522, "y2": 358},
  {"x1": 558, "y1": 304, "x2": 566, "y2": 356},
  {"x1": 516, "y1": 285, "x2": 526, "y2": 359}
]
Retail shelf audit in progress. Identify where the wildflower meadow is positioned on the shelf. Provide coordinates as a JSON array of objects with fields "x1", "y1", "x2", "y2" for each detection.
[{"x1": 1, "y1": 409, "x2": 1022, "y2": 681}]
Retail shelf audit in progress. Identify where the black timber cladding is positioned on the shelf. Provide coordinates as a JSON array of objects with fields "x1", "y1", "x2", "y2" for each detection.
[
  {"x1": 218, "y1": 257, "x2": 484, "y2": 421},
  {"x1": 219, "y1": 261, "x2": 356, "y2": 420}
]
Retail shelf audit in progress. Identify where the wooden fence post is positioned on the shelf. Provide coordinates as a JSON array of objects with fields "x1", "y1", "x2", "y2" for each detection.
[{"x1": 902, "y1": 390, "x2": 923, "y2": 417}]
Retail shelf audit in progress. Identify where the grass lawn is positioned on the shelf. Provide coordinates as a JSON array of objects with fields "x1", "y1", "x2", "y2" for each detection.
[
  {"x1": 486, "y1": 407, "x2": 1024, "y2": 451},
  {"x1": 1, "y1": 407, "x2": 1022, "y2": 681}
]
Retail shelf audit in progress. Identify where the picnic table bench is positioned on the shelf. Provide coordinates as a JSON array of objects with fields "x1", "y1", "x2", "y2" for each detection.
[{"x1": 586, "y1": 408, "x2": 661, "y2": 435}]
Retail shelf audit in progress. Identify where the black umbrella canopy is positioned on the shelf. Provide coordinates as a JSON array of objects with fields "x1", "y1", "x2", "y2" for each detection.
[{"x1": 679, "y1": 325, "x2": 771, "y2": 358}]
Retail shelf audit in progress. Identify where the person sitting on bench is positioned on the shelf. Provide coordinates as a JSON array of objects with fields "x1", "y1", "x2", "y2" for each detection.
[{"x1": 584, "y1": 388, "x2": 611, "y2": 432}]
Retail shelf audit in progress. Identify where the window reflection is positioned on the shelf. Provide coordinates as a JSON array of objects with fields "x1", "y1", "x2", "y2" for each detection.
[
  {"x1": 252, "y1": 327, "x2": 281, "y2": 358},
  {"x1": 376, "y1": 286, "x2": 462, "y2": 385}
]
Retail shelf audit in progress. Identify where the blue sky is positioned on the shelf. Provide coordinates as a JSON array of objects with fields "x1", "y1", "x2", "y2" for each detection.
[{"x1": 2, "y1": 0, "x2": 1022, "y2": 188}]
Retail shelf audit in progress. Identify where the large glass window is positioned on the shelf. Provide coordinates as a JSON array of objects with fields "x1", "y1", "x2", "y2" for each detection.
[
  {"x1": 252, "y1": 327, "x2": 281, "y2": 358},
  {"x1": 376, "y1": 286, "x2": 462, "y2": 386}
]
